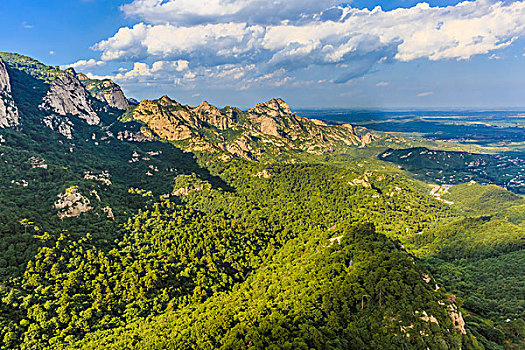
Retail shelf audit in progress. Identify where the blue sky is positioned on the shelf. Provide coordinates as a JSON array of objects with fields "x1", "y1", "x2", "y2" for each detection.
[{"x1": 1, "y1": 0, "x2": 525, "y2": 109}]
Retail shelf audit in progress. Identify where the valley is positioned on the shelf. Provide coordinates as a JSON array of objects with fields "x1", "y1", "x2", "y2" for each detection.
[
  {"x1": 0, "y1": 53, "x2": 522, "y2": 350},
  {"x1": 380, "y1": 147, "x2": 525, "y2": 194}
]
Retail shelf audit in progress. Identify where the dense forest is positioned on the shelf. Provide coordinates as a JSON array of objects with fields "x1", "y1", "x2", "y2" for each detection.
[{"x1": 0, "y1": 53, "x2": 523, "y2": 349}]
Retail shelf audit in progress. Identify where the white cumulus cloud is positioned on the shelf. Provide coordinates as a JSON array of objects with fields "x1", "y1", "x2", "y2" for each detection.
[
  {"x1": 94, "y1": 22, "x2": 265, "y2": 62},
  {"x1": 62, "y1": 58, "x2": 106, "y2": 70},
  {"x1": 121, "y1": 0, "x2": 338, "y2": 25},
  {"x1": 113, "y1": 60, "x2": 190, "y2": 81},
  {"x1": 82, "y1": 0, "x2": 525, "y2": 86}
]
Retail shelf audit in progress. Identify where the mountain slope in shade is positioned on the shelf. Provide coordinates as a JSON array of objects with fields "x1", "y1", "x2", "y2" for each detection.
[{"x1": 0, "y1": 52, "x2": 132, "y2": 138}]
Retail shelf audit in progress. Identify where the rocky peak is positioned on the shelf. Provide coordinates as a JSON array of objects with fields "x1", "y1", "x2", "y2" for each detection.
[
  {"x1": 156, "y1": 95, "x2": 187, "y2": 112},
  {"x1": 246, "y1": 98, "x2": 302, "y2": 138},
  {"x1": 159, "y1": 95, "x2": 176, "y2": 106},
  {"x1": 39, "y1": 71, "x2": 100, "y2": 125},
  {"x1": 194, "y1": 101, "x2": 221, "y2": 118},
  {"x1": 77, "y1": 73, "x2": 89, "y2": 81},
  {"x1": 132, "y1": 97, "x2": 197, "y2": 141},
  {"x1": 195, "y1": 100, "x2": 214, "y2": 111},
  {"x1": 128, "y1": 96, "x2": 373, "y2": 160},
  {"x1": 97, "y1": 80, "x2": 129, "y2": 110},
  {"x1": 78, "y1": 74, "x2": 129, "y2": 110},
  {"x1": 0, "y1": 58, "x2": 20, "y2": 128},
  {"x1": 128, "y1": 97, "x2": 140, "y2": 105},
  {"x1": 252, "y1": 98, "x2": 292, "y2": 116},
  {"x1": 193, "y1": 101, "x2": 232, "y2": 130}
]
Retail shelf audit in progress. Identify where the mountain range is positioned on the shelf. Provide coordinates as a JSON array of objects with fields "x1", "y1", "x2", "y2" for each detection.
[{"x1": 0, "y1": 52, "x2": 522, "y2": 350}]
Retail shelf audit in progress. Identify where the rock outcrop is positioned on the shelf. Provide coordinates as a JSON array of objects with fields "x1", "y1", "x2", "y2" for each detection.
[
  {"x1": 194, "y1": 101, "x2": 232, "y2": 130},
  {"x1": 78, "y1": 73, "x2": 129, "y2": 110},
  {"x1": 54, "y1": 186, "x2": 93, "y2": 220},
  {"x1": 0, "y1": 58, "x2": 19, "y2": 128},
  {"x1": 28, "y1": 156, "x2": 48, "y2": 169},
  {"x1": 84, "y1": 171, "x2": 112, "y2": 186},
  {"x1": 127, "y1": 96, "x2": 376, "y2": 160},
  {"x1": 132, "y1": 96, "x2": 199, "y2": 141},
  {"x1": 448, "y1": 304, "x2": 466, "y2": 335},
  {"x1": 246, "y1": 98, "x2": 300, "y2": 138},
  {"x1": 253, "y1": 169, "x2": 271, "y2": 178},
  {"x1": 116, "y1": 129, "x2": 154, "y2": 142},
  {"x1": 102, "y1": 206, "x2": 115, "y2": 220},
  {"x1": 42, "y1": 114, "x2": 74, "y2": 139},
  {"x1": 40, "y1": 70, "x2": 100, "y2": 125},
  {"x1": 361, "y1": 132, "x2": 376, "y2": 146}
]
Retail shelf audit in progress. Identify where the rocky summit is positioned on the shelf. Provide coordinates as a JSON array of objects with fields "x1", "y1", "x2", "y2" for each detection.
[
  {"x1": 129, "y1": 95, "x2": 381, "y2": 160},
  {"x1": 77, "y1": 73, "x2": 129, "y2": 110},
  {"x1": 0, "y1": 53, "x2": 385, "y2": 162}
]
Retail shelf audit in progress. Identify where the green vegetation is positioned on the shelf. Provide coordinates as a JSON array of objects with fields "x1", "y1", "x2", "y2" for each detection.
[
  {"x1": 0, "y1": 53, "x2": 522, "y2": 349},
  {"x1": 70, "y1": 224, "x2": 477, "y2": 350},
  {"x1": 380, "y1": 147, "x2": 525, "y2": 194},
  {"x1": 0, "y1": 52, "x2": 64, "y2": 84},
  {"x1": 443, "y1": 182, "x2": 525, "y2": 218},
  {"x1": 405, "y1": 182, "x2": 525, "y2": 350}
]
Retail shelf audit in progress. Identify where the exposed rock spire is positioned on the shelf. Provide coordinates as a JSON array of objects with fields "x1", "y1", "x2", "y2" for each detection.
[{"x1": 0, "y1": 58, "x2": 19, "y2": 128}]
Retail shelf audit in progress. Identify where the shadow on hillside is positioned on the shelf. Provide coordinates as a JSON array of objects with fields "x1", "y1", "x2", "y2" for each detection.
[
  {"x1": 6, "y1": 65, "x2": 50, "y2": 119},
  {"x1": 141, "y1": 140, "x2": 235, "y2": 193}
]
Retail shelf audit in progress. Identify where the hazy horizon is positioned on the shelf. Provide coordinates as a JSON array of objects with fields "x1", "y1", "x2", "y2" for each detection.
[{"x1": 2, "y1": 0, "x2": 525, "y2": 108}]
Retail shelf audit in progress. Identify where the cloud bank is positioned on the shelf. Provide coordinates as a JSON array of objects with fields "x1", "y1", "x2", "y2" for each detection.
[{"x1": 68, "y1": 0, "x2": 525, "y2": 89}]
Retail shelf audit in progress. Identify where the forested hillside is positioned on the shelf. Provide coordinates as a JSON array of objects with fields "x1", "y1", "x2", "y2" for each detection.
[
  {"x1": 0, "y1": 53, "x2": 522, "y2": 350},
  {"x1": 380, "y1": 147, "x2": 525, "y2": 194}
]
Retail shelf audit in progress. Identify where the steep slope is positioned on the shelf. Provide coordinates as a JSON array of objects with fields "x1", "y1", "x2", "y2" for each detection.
[
  {"x1": 0, "y1": 52, "x2": 107, "y2": 141},
  {"x1": 39, "y1": 69, "x2": 100, "y2": 125},
  {"x1": 0, "y1": 53, "x2": 521, "y2": 350},
  {"x1": 128, "y1": 95, "x2": 384, "y2": 160},
  {"x1": 0, "y1": 58, "x2": 19, "y2": 128},
  {"x1": 77, "y1": 73, "x2": 129, "y2": 110}
]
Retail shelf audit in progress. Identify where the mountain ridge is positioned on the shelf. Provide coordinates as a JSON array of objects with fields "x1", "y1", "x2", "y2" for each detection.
[
  {"x1": 0, "y1": 52, "x2": 389, "y2": 162},
  {"x1": 128, "y1": 94, "x2": 385, "y2": 160},
  {"x1": 77, "y1": 72, "x2": 129, "y2": 110},
  {"x1": 0, "y1": 52, "x2": 520, "y2": 350}
]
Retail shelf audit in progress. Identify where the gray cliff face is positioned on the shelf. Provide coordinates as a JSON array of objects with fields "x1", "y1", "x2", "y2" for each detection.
[
  {"x1": 0, "y1": 58, "x2": 20, "y2": 128},
  {"x1": 39, "y1": 70, "x2": 100, "y2": 125},
  {"x1": 97, "y1": 81, "x2": 129, "y2": 110},
  {"x1": 77, "y1": 73, "x2": 129, "y2": 110}
]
